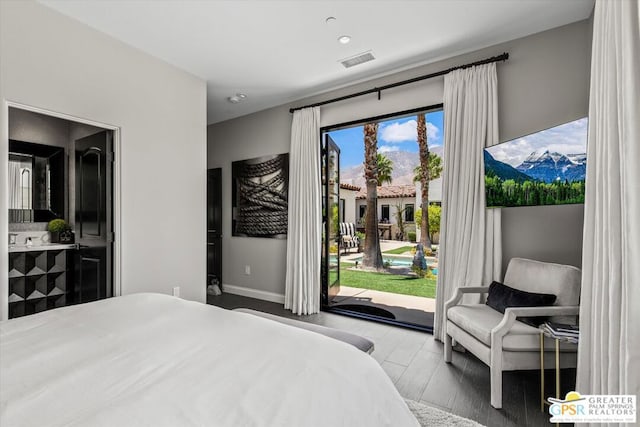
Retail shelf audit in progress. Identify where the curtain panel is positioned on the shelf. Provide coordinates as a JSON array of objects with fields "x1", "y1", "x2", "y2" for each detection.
[
  {"x1": 285, "y1": 107, "x2": 322, "y2": 315},
  {"x1": 433, "y1": 62, "x2": 502, "y2": 342},
  {"x1": 576, "y1": 0, "x2": 640, "y2": 416}
]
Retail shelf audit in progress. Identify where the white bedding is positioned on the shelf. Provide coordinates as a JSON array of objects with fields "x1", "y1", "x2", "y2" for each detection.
[{"x1": 0, "y1": 293, "x2": 418, "y2": 427}]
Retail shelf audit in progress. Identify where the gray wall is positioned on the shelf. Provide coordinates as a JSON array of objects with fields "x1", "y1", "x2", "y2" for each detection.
[
  {"x1": 209, "y1": 20, "x2": 591, "y2": 297},
  {"x1": 1, "y1": 1, "x2": 207, "y2": 319}
]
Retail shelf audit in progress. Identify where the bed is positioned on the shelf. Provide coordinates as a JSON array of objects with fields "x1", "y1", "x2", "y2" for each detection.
[{"x1": 0, "y1": 293, "x2": 418, "y2": 426}]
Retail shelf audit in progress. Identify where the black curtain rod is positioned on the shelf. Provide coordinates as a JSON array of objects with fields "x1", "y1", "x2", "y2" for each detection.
[{"x1": 290, "y1": 52, "x2": 508, "y2": 113}]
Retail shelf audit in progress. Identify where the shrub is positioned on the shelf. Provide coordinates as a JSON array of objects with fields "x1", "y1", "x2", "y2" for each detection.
[
  {"x1": 47, "y1": 219, "x2": 70, "y2": 233},
  {"x1": 407, "y1": 231, "x2": 416, "y2": 242},
  {"x1": 411, "y1": 265, "x2": 426, "y2": 278}
]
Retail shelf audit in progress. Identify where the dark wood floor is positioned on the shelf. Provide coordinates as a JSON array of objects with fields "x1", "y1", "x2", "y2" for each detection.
[{"x1": 208, "y1": 293, "x2": 576, "y2": 427}]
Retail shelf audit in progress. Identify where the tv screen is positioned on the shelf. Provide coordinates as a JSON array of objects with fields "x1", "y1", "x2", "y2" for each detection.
[{"x1": 484, "y1": 117, "x2": 588, "y2": 208}]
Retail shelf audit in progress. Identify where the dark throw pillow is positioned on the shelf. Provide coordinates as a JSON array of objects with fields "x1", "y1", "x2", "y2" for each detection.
[{"x1": 485, "y1": 281, "x2": 556, "y2": 327}]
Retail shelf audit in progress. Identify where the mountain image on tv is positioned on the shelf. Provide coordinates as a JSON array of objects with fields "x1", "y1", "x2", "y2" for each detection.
[{"x1": 484, "y1": 117, "x2": 588, "y2": 208}]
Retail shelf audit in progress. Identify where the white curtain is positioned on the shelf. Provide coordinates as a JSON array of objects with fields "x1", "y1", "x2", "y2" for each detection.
[
  {"x1": 576, "y1": 0, "x2": 640, "y2": 412},
  {"x1": 285, "y1": 107, "x2": 322, "y2": 315},
  {"x1": 433, "y1": 63, "x2": 502, "y2": 342},
  {"x1": 8, "y1": 161, "x2": 21, "y2": 209}
]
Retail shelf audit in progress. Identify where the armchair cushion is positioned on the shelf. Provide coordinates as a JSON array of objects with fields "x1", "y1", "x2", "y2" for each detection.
[
  {"x1": 503, "y1": 258, "x2": 581, "y2": 323},
  {"x1": 485, "y1": 281, "x2": 556, "y2": 326},
  {"x1": 448, "y1": 304, "x2": 576, "y2": 352}
]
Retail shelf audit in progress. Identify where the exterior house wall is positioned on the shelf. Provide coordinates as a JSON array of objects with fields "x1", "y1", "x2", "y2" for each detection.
[
  {"x1": 355, "y1": 196, "x2": 417, "y2": 241},
  {"x1": 340, "y1": 188, "x2": 357, "y2": 225}
]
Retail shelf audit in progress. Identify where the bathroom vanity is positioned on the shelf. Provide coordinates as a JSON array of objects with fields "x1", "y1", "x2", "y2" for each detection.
[{"x1": 8, "y1": 243, "x2": 77, "y2": 318}]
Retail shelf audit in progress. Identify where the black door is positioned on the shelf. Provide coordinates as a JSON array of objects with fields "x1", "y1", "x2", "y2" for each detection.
[
  {"x1": 74, "y1": 131, "x2": 113, "y2": 304},
  {"x1": 321, "y1": 135, "x2": 341, "y2": 306},
  {"x1": 207, "y1": 168, "x2": 222, "y2": 291}
]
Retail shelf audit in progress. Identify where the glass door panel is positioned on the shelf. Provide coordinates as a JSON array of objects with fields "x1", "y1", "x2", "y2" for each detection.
[{"x1": 321, "y1": 135, "x2": 341, "y2": 306}]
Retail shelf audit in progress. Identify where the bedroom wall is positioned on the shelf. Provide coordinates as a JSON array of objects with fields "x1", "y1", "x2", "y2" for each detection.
[
  {"x1": 0, "y1": 1, "x2": 207, "y2": 319},
  {"x1": 208, "y1": 19, "x2": 591, "y2": 300}
]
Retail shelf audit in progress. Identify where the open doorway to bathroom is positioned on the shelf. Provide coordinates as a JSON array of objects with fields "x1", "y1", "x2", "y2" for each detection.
[
  {"x1": 7, "y1": 105, "x2": 118, "y2": 318},
  {"x1": 321, "y1": 105, "x2": 443, "y2": 332}
]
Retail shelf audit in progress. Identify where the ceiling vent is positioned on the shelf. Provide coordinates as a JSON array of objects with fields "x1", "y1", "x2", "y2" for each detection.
[{"x1": 340, "y1": 51, "x2": 375, "y2": 68}]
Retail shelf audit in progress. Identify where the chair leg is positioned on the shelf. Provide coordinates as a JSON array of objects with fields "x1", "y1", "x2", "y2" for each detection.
[
  {"x1": 490, "y1": 365, "x2": 503, "y2": 409},
  {"x1": 444, "y1": 333, "x2": 452, "y2": 363}
]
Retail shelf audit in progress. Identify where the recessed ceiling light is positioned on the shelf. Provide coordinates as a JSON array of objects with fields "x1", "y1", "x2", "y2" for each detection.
[
  {"x1": 227, "y1": 93, "x2": 247, "y2": 104},
  {"x1": 325, "y1": 16, "x2": 336, "y2": 24},
  {"x1": 338, "y1": 35, "x2": 351, "y2": 44}
]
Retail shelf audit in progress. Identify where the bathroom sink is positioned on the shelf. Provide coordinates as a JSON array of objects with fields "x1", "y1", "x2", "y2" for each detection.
[{"x1": 8, "y1": 243, "x2": 78, "y2": 253}]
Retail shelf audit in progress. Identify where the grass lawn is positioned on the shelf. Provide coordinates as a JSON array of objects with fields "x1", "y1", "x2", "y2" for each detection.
[
  {"x1": 383, "y1": 245, "x2": 416, "y2": 255},
  {"x1": 339, "y1": 267, "x2": 436, "y2": 298}
]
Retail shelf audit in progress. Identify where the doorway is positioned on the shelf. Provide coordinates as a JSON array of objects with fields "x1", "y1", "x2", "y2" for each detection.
[
  {"x1": 5, "y1": 103, "x2": 120, "y2": 318},
  {"x1": 320, "y1": 106, "x2": 444, "y2": 332}
]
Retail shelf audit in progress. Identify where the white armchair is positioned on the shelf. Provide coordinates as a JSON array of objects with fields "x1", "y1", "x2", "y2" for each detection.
[{"x1": 443, "y1": 258, "x2": 581, "y2": 409}]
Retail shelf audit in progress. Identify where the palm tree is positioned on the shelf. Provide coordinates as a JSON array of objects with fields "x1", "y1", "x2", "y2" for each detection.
[
  {"x1": 412, "y1": 154, "x2": 443, "y2": 183},
  {"x1": 376, "y1": 153, "x2": 393, "y2": 186},
  {"x1": 415, "y1": 114, "x2": 443, "y2": 248},
  {"x1": 362, "y1": 122, "x2": 384, "y2": 270}
]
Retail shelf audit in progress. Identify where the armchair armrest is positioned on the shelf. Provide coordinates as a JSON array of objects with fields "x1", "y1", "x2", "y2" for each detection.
[
  {"x1": 491, "y1": 306, "x2": 580, "y2": 339},
  {"x1": 444, "y1": 286, "x2": 489, "y2": 314}
]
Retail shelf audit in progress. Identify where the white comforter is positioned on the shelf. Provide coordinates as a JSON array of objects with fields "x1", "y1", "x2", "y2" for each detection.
[{"x1": 0, "y1": 293, "x2": 418, "y2": 427}]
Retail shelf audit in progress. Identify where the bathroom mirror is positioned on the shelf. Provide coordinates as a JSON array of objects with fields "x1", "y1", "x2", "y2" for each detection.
[{"x1": 8, "y1": 140, "x2": 65, "y2": 223}]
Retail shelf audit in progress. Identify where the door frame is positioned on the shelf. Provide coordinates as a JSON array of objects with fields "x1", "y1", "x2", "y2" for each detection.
[{"x1": 2, "y1": 100, "x2": 122, "y2": 319}]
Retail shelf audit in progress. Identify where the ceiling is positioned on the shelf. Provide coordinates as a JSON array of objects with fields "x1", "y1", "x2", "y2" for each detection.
[{"x1": 38, "y1": 0, "x2": 594, "y2": 124}]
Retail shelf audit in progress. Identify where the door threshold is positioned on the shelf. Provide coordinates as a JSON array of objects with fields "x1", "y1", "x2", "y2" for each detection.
[{"x1": 324, "y1": 306, "x2": 433, "y2": 333}]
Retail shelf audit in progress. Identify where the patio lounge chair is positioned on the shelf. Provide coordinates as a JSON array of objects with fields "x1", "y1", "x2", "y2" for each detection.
[{"x1": 339, "y1": 222, "x2": 360, "y2": 254}]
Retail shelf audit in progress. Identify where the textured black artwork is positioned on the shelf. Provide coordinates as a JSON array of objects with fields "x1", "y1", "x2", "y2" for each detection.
[{"x1": 232, "y1": 153, "x2": 289, "y2": 238}]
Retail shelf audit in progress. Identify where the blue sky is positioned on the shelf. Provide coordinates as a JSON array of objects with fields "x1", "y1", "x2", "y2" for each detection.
[
  {"x1": 328, "y1": 110, "x2": 444, "y2": 168},
  {"x1": 486, "y1": 117, "x2": 588, "y2": 167}
]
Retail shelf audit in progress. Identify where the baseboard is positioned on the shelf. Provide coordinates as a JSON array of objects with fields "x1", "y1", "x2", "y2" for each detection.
[{"x1": 222, "y1": 284, "x2": 285, "y2": 304}]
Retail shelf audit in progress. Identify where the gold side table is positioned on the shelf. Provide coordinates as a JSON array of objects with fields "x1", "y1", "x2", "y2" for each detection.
[{"x1": 539, "y1": 327, "x2": 578, "y2": 412}]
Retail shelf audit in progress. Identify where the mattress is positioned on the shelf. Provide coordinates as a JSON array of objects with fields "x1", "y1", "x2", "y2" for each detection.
[{"x1": 0, "y1": 293, "x2": 418, "y2": 427}]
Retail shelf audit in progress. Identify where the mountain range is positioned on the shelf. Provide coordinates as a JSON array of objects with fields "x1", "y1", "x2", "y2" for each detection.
[
  {"x1": 514, "y1": 150, "x2": 587, "y2": 183},
  {"x1": 483, "y1": 151, "x2": 532, "y2": 182},
  {"x1": 341, "y1": 146, "x2": 444, "y2": 187},
  {"x1": 485, "y1": 149, "x2": 586, "y2": 183}
]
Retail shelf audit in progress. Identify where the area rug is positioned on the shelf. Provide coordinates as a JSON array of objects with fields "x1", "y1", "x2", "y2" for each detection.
[{"x1": 405, "y1": 399, "x2": 485, "y2": 427}]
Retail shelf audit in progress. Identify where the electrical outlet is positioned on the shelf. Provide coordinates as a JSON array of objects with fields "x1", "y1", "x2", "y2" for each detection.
[
  {"x1": 172, "y1": 286, "x2": 180, "y2": 297},
  {"x1": 244, "y1": 265, "x2": 251, "y2": 275}
]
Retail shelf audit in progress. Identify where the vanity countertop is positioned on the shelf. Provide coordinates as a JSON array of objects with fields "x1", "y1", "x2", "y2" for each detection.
[{"x1": 9, "y1": 243, "x2": 78, "y2": 253}]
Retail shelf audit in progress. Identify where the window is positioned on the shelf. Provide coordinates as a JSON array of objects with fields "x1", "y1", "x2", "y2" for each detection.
[
  {"x1": 359, "y1": 205, "x2": 366, "y2": 219},
  {"x1": 381, "y1": 204, "x2": 390, "y2": 222},
  {"x1": 405, "y1": 204, "x2": 414, "y2": 222}
]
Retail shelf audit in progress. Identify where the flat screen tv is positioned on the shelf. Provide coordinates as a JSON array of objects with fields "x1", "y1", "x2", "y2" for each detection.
[{"x1": 484, "y1": 117, "x2": 588, "y2": 208}]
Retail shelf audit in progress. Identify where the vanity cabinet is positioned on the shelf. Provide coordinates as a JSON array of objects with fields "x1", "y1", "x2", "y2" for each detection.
[{"x1": 8, "y1": 248, "x2": 74, "y2": 319}]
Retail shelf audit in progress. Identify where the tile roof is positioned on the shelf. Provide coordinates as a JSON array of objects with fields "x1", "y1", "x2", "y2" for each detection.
[
  {"x1": 356, "y1": 185, "x2": 416, "y2": 199},
  {"x1": 339, "y1": 183, "x2": 361, "y2": 191}
]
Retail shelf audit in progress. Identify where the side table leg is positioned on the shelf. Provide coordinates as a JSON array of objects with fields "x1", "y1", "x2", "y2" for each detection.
[
  {"x1": 555, "y1": 338, "x2": 560, "y2": 400},
  {"x1": 540, "y1": 333, "x2": 545, "y2": 412}
]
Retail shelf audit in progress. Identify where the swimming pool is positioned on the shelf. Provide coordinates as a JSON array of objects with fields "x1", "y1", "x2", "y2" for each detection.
[{"x1": 332, "y1": 254, "x2": 437, "y2": 272}]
